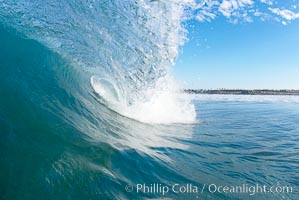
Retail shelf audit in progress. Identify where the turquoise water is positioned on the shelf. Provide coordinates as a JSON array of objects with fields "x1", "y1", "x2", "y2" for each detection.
[
  {"x1": 1, "y1": 1, "x2": 299, "y2": 199},
  {"x1": 1, "y1": 28, "x2": 298, "y2": 198},
  {"x1": 1, "y1": 61, "x2": 299, "y2": 200}
]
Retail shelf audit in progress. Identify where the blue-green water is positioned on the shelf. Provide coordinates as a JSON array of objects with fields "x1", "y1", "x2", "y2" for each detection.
[
  {"x1": 1, "y1": 76, "x2": 299, "y2": 200},
  {"x1": 1, "y1": 1, "x2": 299, "y2": 199}
]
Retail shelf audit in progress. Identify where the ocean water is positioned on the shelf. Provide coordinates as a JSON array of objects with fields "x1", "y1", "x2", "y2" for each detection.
[
  {"x1": 1, "y1": 1, "x2": 299, "y2": 200},
  {"x1": 1, "y1": 77, "x2": 299, "y2": 200}
]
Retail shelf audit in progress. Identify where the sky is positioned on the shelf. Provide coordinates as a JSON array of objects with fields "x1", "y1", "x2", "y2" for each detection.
[{"x1": 173, "y1": 0, "x2": 299, "y2": 89}]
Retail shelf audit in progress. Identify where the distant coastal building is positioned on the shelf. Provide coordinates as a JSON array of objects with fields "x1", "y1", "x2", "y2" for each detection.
[{"x1": 184, "y1": 89, "x2": 299, "y2": 96}]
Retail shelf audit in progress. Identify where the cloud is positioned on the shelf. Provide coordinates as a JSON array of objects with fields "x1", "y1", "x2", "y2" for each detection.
[
  {"x1": 269, "y1": 8, "x2": 299, "y2": 20},
  {"x1": 191, "y1": 0, "x2": 299, "y2": 25},
  {"x1": 219, "y1": 0, "x2": 254, "y2": 18},
  {"x1": 196, "y1": 10, "x2": 216, "y2": 22},
  {"x1": 195, "y1": 0, "x2": 219, "y2": 22},
  {"x1": 253, "y1": 10, "x2": 270, "y2": 21},
  {"x1": 259, "y1": 0, "x2": 273, "y2": 5}
]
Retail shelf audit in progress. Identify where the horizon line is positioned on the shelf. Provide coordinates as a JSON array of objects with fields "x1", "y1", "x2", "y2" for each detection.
[{"x1": 184, "y1": 88, "x2": 299, "y2": 91}]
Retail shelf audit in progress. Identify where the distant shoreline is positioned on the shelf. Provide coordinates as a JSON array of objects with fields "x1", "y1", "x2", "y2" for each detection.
[{"x1": 184, "y1": 89, "x2": 299, "y2": 96}]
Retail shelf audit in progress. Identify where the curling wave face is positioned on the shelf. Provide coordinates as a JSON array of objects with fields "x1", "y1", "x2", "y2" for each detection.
[{"x1": 0, "y1": 0, "x2": 196, "y2": 124}]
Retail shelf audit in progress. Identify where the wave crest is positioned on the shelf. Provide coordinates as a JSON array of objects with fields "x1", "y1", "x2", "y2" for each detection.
[{"x1": 0, "y1": 0, "x2": 196, "y2": 124}]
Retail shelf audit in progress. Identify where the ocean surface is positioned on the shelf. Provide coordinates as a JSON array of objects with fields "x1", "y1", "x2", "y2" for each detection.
[
  {"x1": 1, "y1": 1, "x2": 299, "y2": 199},
  {"x1": 1, "y1": 80, "x2": 299, "y2": 199}
]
